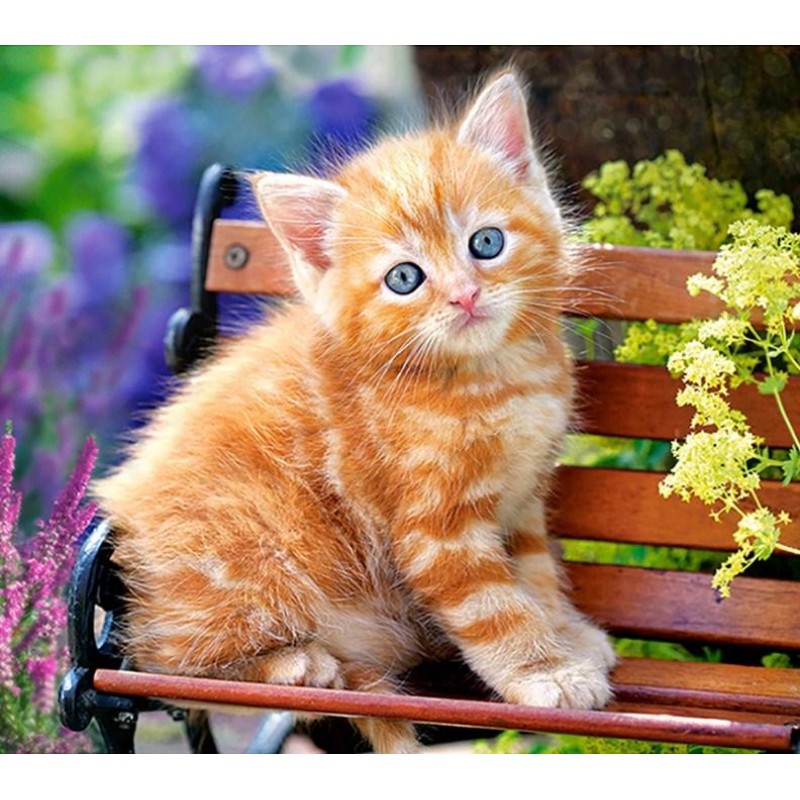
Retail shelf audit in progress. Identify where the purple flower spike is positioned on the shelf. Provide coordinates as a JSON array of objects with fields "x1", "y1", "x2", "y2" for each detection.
[
  {"x1": 66, "y1": 214, "x2": 131, "y2": 306},
  {"x1": 0, "y1": 432, "x2": 22, "y2": 572},
  {"x1": 198, "y1": 45, "x2": 273, "y2": 98},
  {"x1": 26, "y1": 656, "x2": 57, "y2": 713},
  {"x1": 1, "y1": 429, "x2": 96, "y2": 751},
  {"x1": 0, "y1": 222, "x2": 55, "y2": 282}
]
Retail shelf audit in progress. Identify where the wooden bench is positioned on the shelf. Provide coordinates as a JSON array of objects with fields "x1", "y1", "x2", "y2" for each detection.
[{"x1": 59, "y1": 165, "x2": 800, "y2": 753}]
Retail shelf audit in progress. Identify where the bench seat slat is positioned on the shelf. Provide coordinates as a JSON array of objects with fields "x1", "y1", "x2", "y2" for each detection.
[
  {"x1": 572, "y1": 244, "x2": 720, "y2": 322},
  {"x1": 612, "y1": 660, "x2": 800, "y2": 719},
  {"x1": 576, "y1": 361, "x2": 800, "y2": 448},
  {"x1": 93, "y1": 667, "x2": 796, "y2": 751},
  {"x1": 566, "y1": 562, "x2": 800, "y2": 649},
  {"x1": 552, "y1": 466, "x2": 800, "y2": 552}
]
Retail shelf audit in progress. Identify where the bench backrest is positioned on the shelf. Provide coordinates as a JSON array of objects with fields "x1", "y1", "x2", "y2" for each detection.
[{"x1": 201, "y1": 202, "x2": 800, "y2": 658}]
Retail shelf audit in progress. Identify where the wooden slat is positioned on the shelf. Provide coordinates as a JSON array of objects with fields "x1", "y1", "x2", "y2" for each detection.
[
  {"x1": 576, "y1": 361, "x2": 800, "y2": 448},
  {"x1": 571, "y1": 244, "x2": 721, "y2": 322},
  {"x1": 612, "y1": 658, "x2": 800, "y2": 718},
  {"x1": 207, "y1": 220, "x2": 294, "y2": 296},
  {"x1": 205, "y1": 222, "x2": 724, "y2": 323},
  {"x1": 552, "y1": 466, "x2": 800, "y2": 553},
  {"x1": 565, "y1": 562, "x2": 800, "y2": 649},
  {"x1": 93, "y1": 669, "x2": 795, "y2": 751}
]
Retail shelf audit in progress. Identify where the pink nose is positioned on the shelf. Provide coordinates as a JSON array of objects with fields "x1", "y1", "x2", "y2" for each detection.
[{"x1": 450, "y1": 285, "x2": 480, "y2": 314}]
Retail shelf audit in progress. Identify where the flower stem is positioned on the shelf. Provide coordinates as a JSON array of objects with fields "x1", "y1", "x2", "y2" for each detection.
[{"x1": 764, "y1": 347, "x2": 800, "y2": 451}]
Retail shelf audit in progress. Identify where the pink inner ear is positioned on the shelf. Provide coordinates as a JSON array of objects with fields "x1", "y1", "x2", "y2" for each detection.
[
  {"x1": 458, "y1": 74, "x2": 534, "y2": 181},
  {"x1": 273, "y1": 196, "x2": 334, "y2": 271},
  {"x1": 496, "y1": 112, "x2": 531, "y2": 179},
  {"x1": 255, "y1": 175, "x2": 345, "y2": 272}
]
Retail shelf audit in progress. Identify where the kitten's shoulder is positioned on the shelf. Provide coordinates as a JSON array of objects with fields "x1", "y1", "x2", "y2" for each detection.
[{"x1": 93, "y1": 302, "x2": 317, "y2": 513}]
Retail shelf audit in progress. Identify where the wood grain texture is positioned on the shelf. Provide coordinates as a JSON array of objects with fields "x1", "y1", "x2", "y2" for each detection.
[
  {"x1": 612, "y1": 658, "x2": 800, "y2": 717},
  {"x1": 206, "y1": 220, "x2": 295, "y2": 296},
  {"x1": 575, "y1": 361, "x2": 800, "y2": 448},
  {"x1": 552, "y1": 466, "x2": 800, "y2": 552},
  {"x1": 205, "y1": 223, "x2": 725, "y2": 323},
  {"x1": 565, "y1": 562, "x2": 800, "y2": 649},
  {"x1": 570, "y1": 244, "x2": 721, "y2": 322},
  {"x1": 93, "y1": 669, "x2": 796, "y2": 751}
]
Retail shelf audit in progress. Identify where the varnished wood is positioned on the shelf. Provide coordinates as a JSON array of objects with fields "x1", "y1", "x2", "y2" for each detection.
[
  {"x1": 606, "y1": 702, "x2": 792, "y2": 727},
  {"x1": 206, "y1": 220, "x2": 295, "y2": 296},
  {"x1": 566, "y1": 562, "x2": 800, "y2": 649},
  {"x1": 576, "y1": 361, "x2": 800, "y2": 448},
  {"x1": 93, "y1": 669, "x2": 795, "y2": 751},
  {"x1": 571, "y1": 244, "x2": 721, "y2": 322},
  {"x1": 552, "y1": 466, "x2": 800, "y2": 553},
  {"x1": 612, "y1": 658, "x2": 800, "y2": 717}
]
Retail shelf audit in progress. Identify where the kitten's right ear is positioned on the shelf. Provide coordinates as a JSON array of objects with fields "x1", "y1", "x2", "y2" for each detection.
[
  {"x1": 252, "y1": 172, "x2": 346, "y2": 303},
  {"x1": 458, "y1": 71, "x2": 542, "y2": 185}
]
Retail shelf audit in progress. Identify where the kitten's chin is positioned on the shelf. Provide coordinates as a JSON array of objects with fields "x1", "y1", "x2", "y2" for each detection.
[{"x1": 441, "y1": 316, "x2": 510, "y2": 361}]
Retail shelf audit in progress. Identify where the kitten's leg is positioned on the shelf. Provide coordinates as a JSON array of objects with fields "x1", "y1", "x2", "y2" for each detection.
[
  {"x1": 341, "y1": 664, "x2": 418, "y2": 754},
  {"x1": 233, "y1": 642, "x2": 342, "y2": 687},
  {"x1": 393, "y1": 510, "x2": 612, "y2": 710},
  {"x1": 506, "y1": 499, "x2": 616, "y2": 671}
]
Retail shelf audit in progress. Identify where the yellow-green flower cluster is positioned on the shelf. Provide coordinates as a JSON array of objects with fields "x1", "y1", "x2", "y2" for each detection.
[
  {"x1": 614, "y1": 319, "x2": 701, "y2": 366},
  {"x1": 690, "y1": 220, "x2": 800, "y2": 335},
  {"x1": 583, "y1": 150, "x2": 793, "y2": 252},
  {"x1": 660, "y1": 429, "x2": 761, "y2": 511},
  {"x1": 661, "y1": 221, "x2": 800, "y2": 597},
  {"x1": 712, "y1": 509, "x2": 790, "y2": 599}
]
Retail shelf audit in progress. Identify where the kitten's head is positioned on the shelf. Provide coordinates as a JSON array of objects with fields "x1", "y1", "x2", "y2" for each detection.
[{"x1": 254, "y1": 72, "x2": 571, "y2": 370}]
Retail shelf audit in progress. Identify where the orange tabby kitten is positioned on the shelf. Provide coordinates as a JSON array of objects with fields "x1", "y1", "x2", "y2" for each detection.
[{"x1": 94, "y1": 72, "x2": 615, "y2": 753}]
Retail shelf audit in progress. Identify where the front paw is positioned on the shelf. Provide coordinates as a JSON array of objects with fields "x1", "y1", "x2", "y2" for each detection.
[
  {"x1": 502, "y1": 651, "x2": 613, "y2": 710},
  {"x1": 564, "y1": 619, "x2": 617, "y2": 671}
]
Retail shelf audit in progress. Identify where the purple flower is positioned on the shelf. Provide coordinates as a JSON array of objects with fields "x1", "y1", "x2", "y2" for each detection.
[
  {"x1": 133, "y1": 98, "x2": 202, "y2": 227},
  {"x1": 0, "y1": 222, "x2": 54, "y2": 282},
  {"x1": 26, "y1": 656, "x2": 57, "y2": 712},
  {"x1": 307, "y1": 79, "x2": 375, "y2": 167},
  {"x1": 197, "y1": 46, "x2": 273, "y2": 98},
  {"x1": 1, "y1": 430, "x2": 96, "y2": 751},
  {"x1": 144, "y1": 238, "x2": 191, "y2": 285},
  {"x1": 66, "y1": 213, "x2": 131, "y2": 306}
]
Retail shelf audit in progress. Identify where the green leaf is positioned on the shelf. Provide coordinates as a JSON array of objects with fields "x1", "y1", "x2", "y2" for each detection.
[
  {"x1": 757, "y1": 371, "x2": 788, "y2": 395},
  {"x1": 762, "y1": 652, "x2": 792, "y2": 668},
  {"x1": 780, "y1": 446, "x2": 800, "y2": 484}
]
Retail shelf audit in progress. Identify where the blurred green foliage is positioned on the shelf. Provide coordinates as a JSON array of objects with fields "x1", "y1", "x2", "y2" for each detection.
[
  {"x1": 0, "y1": 46, "x2": 190, "y2": 230},
  {"x1": 475, "y1": 729, "x2": 754, "y2": 754},
  {"x1": 582, "y1": 149, "x2": 793, "y2": 251}
]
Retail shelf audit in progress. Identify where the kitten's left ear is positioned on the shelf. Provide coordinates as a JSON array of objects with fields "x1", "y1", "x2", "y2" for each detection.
[
  {"x1": 252, "y1": 172, "x2": 346, "y2": 303},
  {"x1": 458, "y1": 72, "x2": 543, "y2": 184}
]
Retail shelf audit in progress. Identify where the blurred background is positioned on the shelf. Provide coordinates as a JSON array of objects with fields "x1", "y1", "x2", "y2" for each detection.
[
  {"x1": 0, "y1": 45, "x2": 423, "y2": 527},
  {"x1": 2, "y1": 44, "x2": 798, "y2": 528}
]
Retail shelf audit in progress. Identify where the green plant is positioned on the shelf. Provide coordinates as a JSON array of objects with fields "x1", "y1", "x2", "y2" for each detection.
[
  {"x1": 581, "y1": 151, "x2": 800, "y2": 597},
  {"x1": 475, "y1": 729, "x2": 752, "y2": 754},
  {"x1": 582, "y1": 149, "x2": 792, "y2": 251},
  {"x1": 659, "y1": 221, "x2": 800, "y2": 598}
]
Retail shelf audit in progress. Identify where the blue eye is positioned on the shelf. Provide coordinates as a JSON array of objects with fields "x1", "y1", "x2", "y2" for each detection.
[
  {"x1": 385, "y1": 262, "x2": 426, "y2": 295},
  {"x1": 469, "y1": 227, "x2": 504, "y2": 260}
]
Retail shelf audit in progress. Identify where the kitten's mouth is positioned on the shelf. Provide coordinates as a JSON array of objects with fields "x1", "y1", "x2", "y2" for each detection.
[{"x1": 457, "y1": 308, "x2": 491, "y2": 329}]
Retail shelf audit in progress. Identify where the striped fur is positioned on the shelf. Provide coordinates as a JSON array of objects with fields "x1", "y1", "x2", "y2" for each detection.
[{"x1": 94, "y1": 72, "x2": 614, "y2": 753}]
